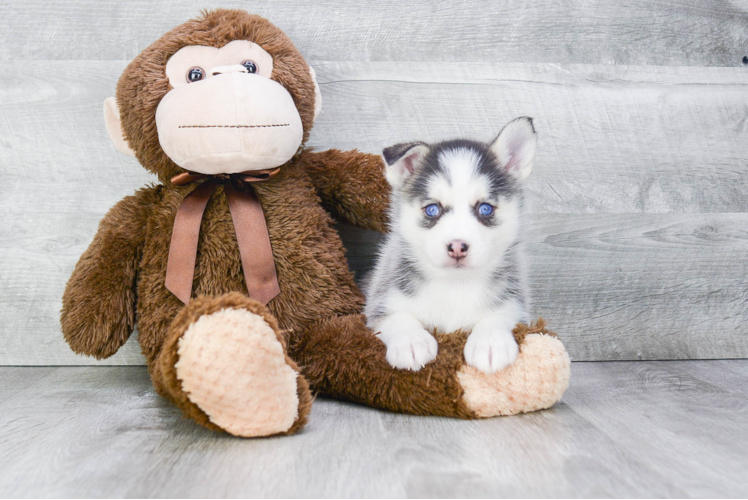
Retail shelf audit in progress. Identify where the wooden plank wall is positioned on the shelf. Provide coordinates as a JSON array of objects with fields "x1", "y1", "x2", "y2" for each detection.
[{"x1": 1, "y1": 0, "x2": 747, "y2": 364}]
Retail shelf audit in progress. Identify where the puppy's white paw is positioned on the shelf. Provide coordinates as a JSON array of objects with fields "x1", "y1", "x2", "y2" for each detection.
[
  {"x1": 380, "y1": 328, "x2": 438, "y2": 371},
  {"x1": 464, "y1": 330, "x2": 519, "y2": 374}
]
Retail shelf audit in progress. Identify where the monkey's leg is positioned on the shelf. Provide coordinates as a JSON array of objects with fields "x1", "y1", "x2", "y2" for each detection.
[
  {"x1": 291, "y1": 314, "x2": 569, "y2": 418},
  {"x1": 150, "y1": 292, "x2": 312, "y2": 437}
]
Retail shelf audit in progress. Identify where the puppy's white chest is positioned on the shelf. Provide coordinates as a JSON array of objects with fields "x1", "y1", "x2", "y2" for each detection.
[{"x1": 386, "y1": 277, "x2": 490, "y2": 333}]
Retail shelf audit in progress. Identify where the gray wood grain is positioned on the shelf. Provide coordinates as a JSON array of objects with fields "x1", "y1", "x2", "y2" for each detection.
[
  {"x1": 3, "y1": 210, "x2": 746, "y2": 365},
  {"x1": 339, "y1": 212, "x2": 748, "y2": 362},
  {"x1": 2, "y1": 61, "x2": 747, "y2": 364},
  {"x1": 0, "y1": 362, "x2": 746, "y2": 497},
  {"x1": 529, "y1": 214, "x2": 748, "y2": 361},
  {"x1": 1, "y1": 0, "x2": 747, "y2": 67},
  {"x1": 315, "y1": 62, "x2": 748, "y2": 214},
  {"x1": 5, "y1": 62, "x2": 748, "y2": 214}
]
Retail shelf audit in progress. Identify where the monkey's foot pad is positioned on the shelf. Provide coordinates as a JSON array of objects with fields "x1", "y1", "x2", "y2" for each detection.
[
  {"x1": 175, "y1": 308, "x2": 299, "y2": 437},
  {"x1": 458, "y1": 334, "x2": 570, "y2": 417}
]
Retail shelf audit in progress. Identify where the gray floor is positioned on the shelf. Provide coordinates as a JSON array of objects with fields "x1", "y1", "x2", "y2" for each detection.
[{"x1": 0, "y1": 361, "x2": 746, "y2": 498}]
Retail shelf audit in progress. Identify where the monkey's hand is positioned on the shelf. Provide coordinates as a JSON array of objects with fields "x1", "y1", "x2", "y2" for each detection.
[
  {"x1": 61, "y1": 187, "x2": 157, "y2": 359},
  {"x1": 302, "y1": 149, "x2": 390, "y2": 233}
]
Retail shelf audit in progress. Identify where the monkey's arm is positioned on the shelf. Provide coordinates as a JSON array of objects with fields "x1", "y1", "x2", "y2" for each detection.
[
  {"x1": 302, "y1": 149, "x2": 390, "y2": 232},
  {"x1": 61, "y1": 186, "x2": 159, "y2": 359}
]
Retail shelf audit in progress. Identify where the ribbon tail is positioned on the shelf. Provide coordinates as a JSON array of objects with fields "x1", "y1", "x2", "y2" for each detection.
[
  {"x1": 165, "y1": 180, "x2": 217, "y2": 304},
  {"x1": 225, "y1": 183, "x2": 280, "y2": 305}
]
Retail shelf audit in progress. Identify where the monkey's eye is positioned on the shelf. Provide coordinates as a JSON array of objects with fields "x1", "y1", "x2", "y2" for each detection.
[
  {"x1": 241, "y1": 60, "x2": 258, "y2": 74},
  {"x1": 186, "y1": 67, "x2": 205, "y2": 83},
  {"x1": 424, "y1": 204, "x2": 441, "y2": 218},
  {"x1": 477, "y1": 203, "x2": 494, "y2": 216}
]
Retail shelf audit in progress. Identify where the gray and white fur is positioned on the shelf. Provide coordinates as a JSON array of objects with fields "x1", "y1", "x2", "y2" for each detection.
[{"x1": 364, "y1": 117, "x2": 537, "y2": 374}]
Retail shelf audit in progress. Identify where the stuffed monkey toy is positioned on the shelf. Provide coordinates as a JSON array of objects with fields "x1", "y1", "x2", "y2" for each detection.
[{"x1": 61, "y1": 9, "x2": 570, "y2": 437}]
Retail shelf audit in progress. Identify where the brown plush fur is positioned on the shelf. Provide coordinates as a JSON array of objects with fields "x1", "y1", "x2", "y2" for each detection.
[
  {"x1": 115, "y1": 9, "x2": 319, "y2": 184},
  {"x1": 61, "y1": 9, "x2": 568, "y2": 435},
  {"x1": 291, "y1": 314, "x2": 475, "y2": 418},
  {"x1": 292, "y1": 317, "x2": 557, "y2": 417},
  {"x1": 61, "y1": 186, "x2": 162, "y2": 358},
  {"x1": 154, "y1": 292, "x2": 313, "y2": 434},
  {"x1": 303, "y1": 149, "x2": 390, "y2": 232},
  {"x1": 512, "y1": 318, "x2": 557, "y2": 345}
]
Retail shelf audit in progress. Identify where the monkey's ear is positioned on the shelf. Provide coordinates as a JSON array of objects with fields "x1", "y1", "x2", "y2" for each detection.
[
  {"x1": 103, "y1": 97, "x2": 136, "y2": 157},
  {"x1": 309, "y1": 66, "x2": 322, "y2": 122},
  {"x1": 382, "y1": 142, "x2": 428, "y2": 188}
]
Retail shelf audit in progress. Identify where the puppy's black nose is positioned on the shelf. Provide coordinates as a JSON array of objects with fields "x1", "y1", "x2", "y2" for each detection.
[{"x1": 447, "y1": 240, "x2": 469, "y2": 259}]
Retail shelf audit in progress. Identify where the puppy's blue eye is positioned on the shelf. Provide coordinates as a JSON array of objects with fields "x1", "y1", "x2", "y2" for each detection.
[
  {"x1": 424, "y1": 204, "x2": 441, "y2": 218},
  {"x1": 478, "y1": 203, "x2": 494, "y2": 216}
]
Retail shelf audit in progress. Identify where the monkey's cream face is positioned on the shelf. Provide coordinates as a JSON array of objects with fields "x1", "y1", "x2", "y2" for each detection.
[{"x1": 155, "y1": 40, "x2": 305, "y2": 174}]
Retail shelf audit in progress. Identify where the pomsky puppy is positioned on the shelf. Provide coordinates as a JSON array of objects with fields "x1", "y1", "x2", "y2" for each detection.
[{"x1": 365, "y1": 117, "x2": 537, "y2": 374}]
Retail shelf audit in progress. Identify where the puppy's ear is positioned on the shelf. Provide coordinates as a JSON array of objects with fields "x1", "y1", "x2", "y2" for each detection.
[
  {"x1": 490, "y1": 117, "x2": 537, "y2": 182},
  {"x1": 382, "y1": 142, "x2": 428, "y2": 188}
]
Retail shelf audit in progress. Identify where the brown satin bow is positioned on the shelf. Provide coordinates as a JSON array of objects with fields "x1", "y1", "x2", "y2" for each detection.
[{"x1": 165, "y1": 168, "x2": 281, "y2": 305}]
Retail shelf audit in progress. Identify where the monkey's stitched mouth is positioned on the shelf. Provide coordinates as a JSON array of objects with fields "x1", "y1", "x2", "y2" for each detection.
[{"x1": 178, "y1": 124, "x2": 290, "y2": 129}]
